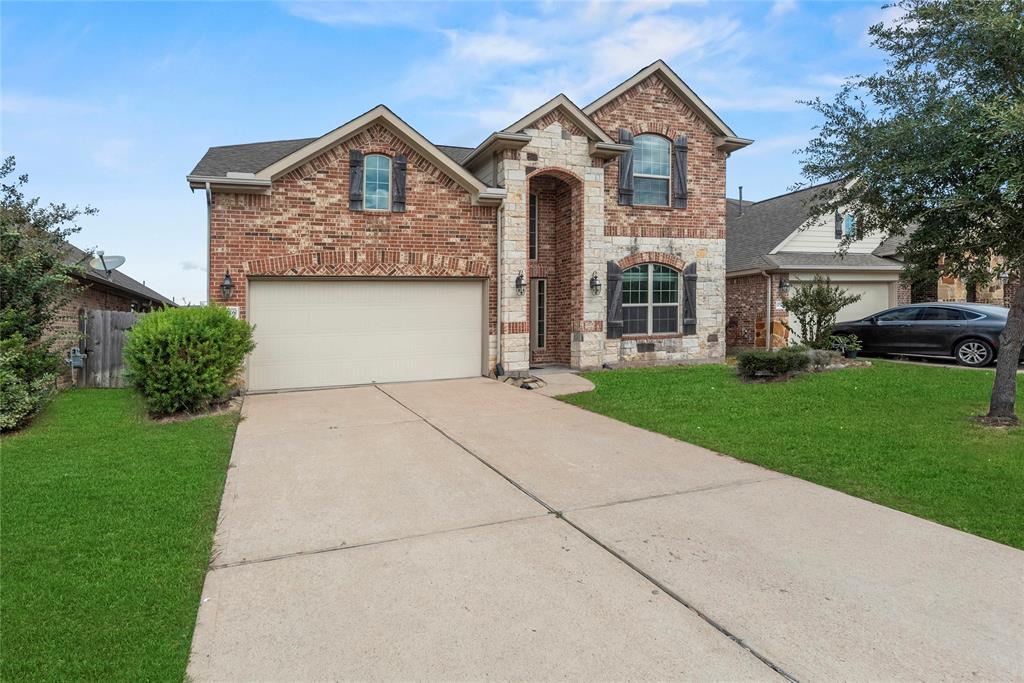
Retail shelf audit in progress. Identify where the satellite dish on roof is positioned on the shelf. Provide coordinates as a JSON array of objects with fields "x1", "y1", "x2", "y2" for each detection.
[{"x1": 89, "y1": 250, "x2": 126, "y2": 275}]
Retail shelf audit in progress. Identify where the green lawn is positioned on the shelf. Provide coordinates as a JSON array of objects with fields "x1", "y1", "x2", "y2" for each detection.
[
  {"x1": 1, "y1": 389, "x2": 238, "y2": 682},
  {"x1": 562, "y1": 361, "x2": 1024, "y2": 549}
]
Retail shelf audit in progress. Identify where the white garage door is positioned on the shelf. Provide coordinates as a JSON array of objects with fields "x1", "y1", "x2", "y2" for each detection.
[
  {"x1": 248, "y1": 279, "x2": 484, "y2": 392},
  {"x1": 790, "y1": 280, "x2": 893, "y2": 343}
]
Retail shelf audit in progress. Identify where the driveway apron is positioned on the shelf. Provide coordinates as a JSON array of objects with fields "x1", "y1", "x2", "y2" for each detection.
[{"x1": 189, "y1": 378, "x2": 1024, "y2": 681}]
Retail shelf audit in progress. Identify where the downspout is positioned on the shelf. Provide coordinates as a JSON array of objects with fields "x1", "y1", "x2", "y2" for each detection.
[
  {"x1": 205, "y1": 182, "x2": 213, "y2": 306},
  {"x1": 761, "y1": 270, "x2": 773, "y2": 351},
  {"x1": 495, "y1": 205, "x2": 504, "y2": 374}
]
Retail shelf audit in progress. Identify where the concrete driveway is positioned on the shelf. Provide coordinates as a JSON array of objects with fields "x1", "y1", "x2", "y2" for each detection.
[{"x1": 189, "y1": 378, "x2": 1024, "y2": 682}]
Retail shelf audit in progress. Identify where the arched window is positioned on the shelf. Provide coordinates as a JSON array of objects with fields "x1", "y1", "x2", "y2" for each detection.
[
  {"x1": 622, "y1": 264, "x2": 679, "y2": 335},
  {"x1": 633, "y1": 135, "x2": 671, "y2": 206},
  {"x1": 364, "y1": 154, "x2": 391, "y2": 210}
]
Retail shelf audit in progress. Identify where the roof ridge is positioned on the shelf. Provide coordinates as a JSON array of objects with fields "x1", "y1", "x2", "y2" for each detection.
[
  {"x1": 208, "y1": 136, "x2": 317, "y2": 150},
  {"x1": 747, "y1": 179, "x2": 844, "y2": 207}
]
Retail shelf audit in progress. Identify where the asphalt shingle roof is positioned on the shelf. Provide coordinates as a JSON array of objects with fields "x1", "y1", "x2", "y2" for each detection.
[
  {"x1": 191, "y1": 138, "x2": 477, "y2": 178},
  {"x1": 766, "y1": 252, "x2": 903, "y2": 270},
  {"x1": 726, "y1": 181, "x2": 846, "y2": 273},
  {"x1": 64, "y1": 243, "x2": 177, "y2": 306}
]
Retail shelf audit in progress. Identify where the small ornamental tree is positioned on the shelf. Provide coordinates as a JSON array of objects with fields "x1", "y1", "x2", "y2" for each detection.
[
  {"x1": 124, "y1": 305, "x2": 255, "y2": 416},
  {"x1": 0, "y1": 156, "x2": 94, "y2": 430},
  {"x1": 798, "y1": 0, "x2": 1024, "y2": 423},
  {"x1": 782, "y1": 275, "x2": 862, "y2": 349}
]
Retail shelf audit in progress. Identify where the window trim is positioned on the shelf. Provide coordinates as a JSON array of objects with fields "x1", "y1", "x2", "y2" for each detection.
[
  {"x1": 531, "y1": 278, "x2": 546, "y2": 350},
  {"x1": 363, "y1": 153, "x2": 391, "y2": 211},
  {"x1": 843, "y1": 213, "x2": 855, "y2": 237},
  {"x1": 633, "y1": 134, "x2": 671, "y2": 207},
  {"x1": 529, "y1": 193, "x2": 538, "y2": 260},
  {"x1": 622, "y1": 263, "x2": 680, "y2": 336}
]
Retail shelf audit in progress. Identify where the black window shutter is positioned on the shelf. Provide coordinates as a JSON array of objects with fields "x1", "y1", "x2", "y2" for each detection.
[
  {"x1": 392, "y1": 154, "x2": 407, "y2": 212},
  {"x1": 682, "y1": 262, "x2": 697, "y2": 335},
  {"x1": 834, "y1": 212, "x2": 842, "y2": 239},
  {"x1": 349, "y1": 150, "x2": 364, "y2": 211},
  {"x1": 606, "y1": 261, "x2": 623, "y2": 339},
  {"x1": 673, "y1": 135, "x2": 688, "y2": 208},
  {"x1": 617, "y1": 128, "x2": 634, "y2": 206}
]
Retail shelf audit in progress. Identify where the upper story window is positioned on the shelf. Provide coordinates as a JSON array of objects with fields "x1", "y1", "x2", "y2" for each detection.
[
  {"x1": 843, "y1": 213, "x2": 855, "y2": 237},
  {"x1": 364, "y1": 154, "x2": 391, "y2": 210},
  {"x1": 622, "y1": 264, "x2": 679, "y2": 334},
  {"x1": 529, "y1": 193, "x2": 538, "y2": 260},
  {"x1": 633, "y1": 135, "x2": 671, "y2": 206}
]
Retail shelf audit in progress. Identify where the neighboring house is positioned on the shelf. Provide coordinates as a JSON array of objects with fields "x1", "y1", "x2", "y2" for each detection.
[
  {"x1": 725, "y1": 182, "x2": 905, "y2": 351},
  {"x1": 187, "y1": 60, "x2": 752, "y2": 392},
  {"x1": 725, "y1": 184, "x2": 1018, "y2": 352},
  {"x1": 53, "y1": 243, "x2": 176, "y2": 384}
]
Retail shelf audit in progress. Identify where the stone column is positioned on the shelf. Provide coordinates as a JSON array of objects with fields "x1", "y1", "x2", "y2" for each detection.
[{"x1": 495, "y1": 152, "x2": 530, "y2": 373}]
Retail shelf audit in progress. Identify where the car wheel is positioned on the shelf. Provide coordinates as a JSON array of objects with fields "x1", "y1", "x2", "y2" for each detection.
[{"x1": 954, "y1": 339, "x2": 993, "y2": 367}]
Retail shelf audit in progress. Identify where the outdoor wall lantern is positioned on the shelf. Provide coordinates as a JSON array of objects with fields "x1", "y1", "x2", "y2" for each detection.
[
  {"x1": 220, "y1": 270, "x2": 234, "y2": 300},
  {"x1": 999, "y1": 271, "x2": 1010, "y2": 285},
  {"x1": 515, "y1": 270, "x2": 526, "y2": 295},
  {"x1": 590, "y1": 271, "x2": 602, "y2": 295},
  {"x1": 778, "y1": 278, "x2": 791, "y2": 295}
]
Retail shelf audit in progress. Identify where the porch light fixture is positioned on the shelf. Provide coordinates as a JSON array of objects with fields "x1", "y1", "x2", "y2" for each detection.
[
  {"x1": 778, "y1": 278, "x2": 790, "y2": 295},
  {"x1": 999, "y1": 271, "x2": 1010, "y2": 284},
  {"x1": 590, "y1": 271, "x2": 602, "y2": 295},
  {"x1": 220, "y1": 270, "x2": 234, "y2": 300},
  {"x1": 515, "y1": 270, "x2": 526, "y2": 295}
]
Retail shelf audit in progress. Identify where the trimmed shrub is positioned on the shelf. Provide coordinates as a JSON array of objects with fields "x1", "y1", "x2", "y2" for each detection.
[
  {"x1": 124, "y1": 306, "x2": 255, "y2": 415},
  {"x1": 0, "y1": 334, "x2": 58, "y2": 431},
  {"x1": 736, "y1": 347, "x2": 811, "y2": 381}
]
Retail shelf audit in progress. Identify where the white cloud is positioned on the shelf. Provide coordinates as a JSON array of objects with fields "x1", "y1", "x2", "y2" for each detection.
[
  {"x1": 180, "y1": 259, "x2": 206, "y2": 272},
  {"x1": 739, "y1": 133, "x2": 806, "y2": 157},
  {"x1": 769, "y1": 0, "x2": 797, "y2": 20},
  {"x1": 442, "y1": 30, "x2": 547, "y2": 65},
  {"x1": 283, "y1": 1, "x2": 440, "y2": 28}
]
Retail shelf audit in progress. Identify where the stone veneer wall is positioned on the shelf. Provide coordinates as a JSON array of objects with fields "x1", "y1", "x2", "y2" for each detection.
[{"x1": 589, "y1": 74, "x2": 729, "y2": 365}]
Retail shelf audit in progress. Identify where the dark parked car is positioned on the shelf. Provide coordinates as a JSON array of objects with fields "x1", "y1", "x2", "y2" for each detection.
[{"x1": 832, "y1": 302, "x2": 1022, "y2": 367}]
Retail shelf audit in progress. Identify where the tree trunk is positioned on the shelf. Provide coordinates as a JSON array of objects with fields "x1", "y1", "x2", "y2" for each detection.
[{"x1": 987, "y1": 273, "x2": 1023, "y2": 424}]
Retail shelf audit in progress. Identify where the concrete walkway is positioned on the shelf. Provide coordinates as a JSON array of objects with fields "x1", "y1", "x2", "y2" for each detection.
[{"x1": 189, "y1": 378, "x2": 1024, "y2": 682}]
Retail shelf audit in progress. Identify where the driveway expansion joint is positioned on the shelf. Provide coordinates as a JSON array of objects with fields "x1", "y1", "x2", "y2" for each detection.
[
  {"x1": 207, "y1": 513, "x2": 551, "y2": 571},
  {"x1": 374, "y1": 383, "x2": 798, "y2": 682},
  {"x1": 564, "y1": 475, "x2": 789, "y2": 514}
]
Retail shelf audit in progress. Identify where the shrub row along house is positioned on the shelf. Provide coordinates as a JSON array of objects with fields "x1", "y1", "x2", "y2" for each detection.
[
  {"x1": 187, "y1": 61, "x2": 752, "y2": 392},
  {"x1": 724, "y1": 183, "x2": 1018, "y2": 352}
]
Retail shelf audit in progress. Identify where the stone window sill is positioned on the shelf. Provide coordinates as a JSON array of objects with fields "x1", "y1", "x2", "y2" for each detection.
[{"x1": 623, "y1": 332, "x2": 690, "y2": 341}]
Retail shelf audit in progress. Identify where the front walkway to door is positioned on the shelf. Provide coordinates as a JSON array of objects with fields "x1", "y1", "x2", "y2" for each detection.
[{"x1": 188, "y1": 378, "x2": 1024, "y2": 681}]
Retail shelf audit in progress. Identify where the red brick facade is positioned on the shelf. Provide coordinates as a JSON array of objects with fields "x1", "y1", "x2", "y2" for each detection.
[
  {"x1": 527, "y1": 173, "x2": 582, "y2": 365},
  {"x1": 725, "y1": 273, "x2": 790, "y2": 352},
  {"x1": 589, "y1": 75, "x2": 727, "y2": 241},
  {"x1": 208, "y1": 124, "x2": 498, "y2": 330}
]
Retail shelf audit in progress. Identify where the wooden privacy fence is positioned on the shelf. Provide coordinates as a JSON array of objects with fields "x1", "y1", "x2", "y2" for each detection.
[{"x1": 82, "y1": 310, "x2": 139, "y2": 388}]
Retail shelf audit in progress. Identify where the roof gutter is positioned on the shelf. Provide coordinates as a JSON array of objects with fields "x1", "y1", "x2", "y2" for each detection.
[
  {"x1": 715, "y1": 136, "x2": 755, "y2": 153},
  {"x1": 589, "y1": 141, "x2": 631, "y2": 159},
  {"x1": 186, "y1": 174, "x2": 272, "y2": 191},
  {"x1": 461, "y1": 132, "x2": 531, "y2": 170}
]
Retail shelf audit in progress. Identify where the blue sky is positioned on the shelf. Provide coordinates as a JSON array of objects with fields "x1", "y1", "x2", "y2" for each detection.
[{"x1": 1, "y1": 0, "x2": 895, "y2": 304}]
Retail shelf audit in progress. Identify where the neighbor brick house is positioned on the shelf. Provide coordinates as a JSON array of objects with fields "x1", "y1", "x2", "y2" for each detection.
[
  {"x1": 188, "y1": 61, "x2": 751, "y2": 392},
  {"x1": 52, "y1": 243, "x2": 176, "y2": 385},
  {"x1": 724, "y1": 184, "x2": 1016, "y2": 352}
]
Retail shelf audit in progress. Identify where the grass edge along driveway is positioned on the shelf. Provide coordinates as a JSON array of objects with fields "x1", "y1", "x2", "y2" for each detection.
[
  {"x1": 562, "y1": 360, "x2": 1024, "y2": 550},
  {"x1": 1, "y1": 389, "x2": 238, "y2": 682}
]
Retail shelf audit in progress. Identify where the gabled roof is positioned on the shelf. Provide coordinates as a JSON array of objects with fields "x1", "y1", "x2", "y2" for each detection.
[
  {"x1": 190, "y1": 138, "x2": 315, "y2": 178},
  {"x1": 503, "y1": 94, "x2": 613, "y2": 143},
  {"x1": 726, "y1": 181, "x2": 845, "y2": 273},
  {"x1": 583, "y1": 60, "x2": 752, "y2": 151},
  {"x1": 188, "y1": 106, "x2": 506, "y2": 204},
  {"x1": 64, "y1": 243, "x2": 177, "y2": 306}
]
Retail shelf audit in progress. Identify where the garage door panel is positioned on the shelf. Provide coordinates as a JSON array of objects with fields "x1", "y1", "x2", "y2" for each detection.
[
  {"x1": 248, "y1": 280, "x2": 484, "y2": 392},
  {"x1": 790, "y1": 279, "x2": 893, "y2": 343}
]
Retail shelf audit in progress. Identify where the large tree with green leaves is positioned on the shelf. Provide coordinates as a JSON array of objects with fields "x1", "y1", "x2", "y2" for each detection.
[
  {"x1": 0, "y1": 156, "x2": 94, "y2": 430},
  {"x1": 799, "y1": 0, "x2": 1024, "y2": 424}
]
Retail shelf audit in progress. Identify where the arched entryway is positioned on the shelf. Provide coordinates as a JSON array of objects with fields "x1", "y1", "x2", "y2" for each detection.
[{"x1": 526, "y1": 169, "x2": 584, "y2": 367}]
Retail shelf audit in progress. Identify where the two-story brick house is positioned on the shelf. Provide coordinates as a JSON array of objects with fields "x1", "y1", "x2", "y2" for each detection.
[{"x1": 187, "y1": 61, "x2": 751, "y2": 392}]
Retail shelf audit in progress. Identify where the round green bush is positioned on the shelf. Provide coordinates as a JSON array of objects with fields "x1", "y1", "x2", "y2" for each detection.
[
  {"x1": 124, "y1": 305, "x2": 255, "y2": 415},
  {"x1": 0, "y1": 333, "x2": 58, "y2": 432}
]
